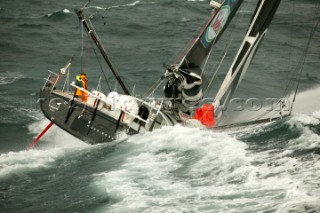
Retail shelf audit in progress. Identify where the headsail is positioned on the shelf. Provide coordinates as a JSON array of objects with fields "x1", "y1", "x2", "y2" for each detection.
[
  {"x1": 164, "y1": 0, "x2": 244, "y2": 113},
  {"x1": 215, "y1": 0, "x2": 282, "y2": 110}
]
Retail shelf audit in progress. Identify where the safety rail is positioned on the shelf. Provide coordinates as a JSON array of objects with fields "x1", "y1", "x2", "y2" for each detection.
[
  {"x1": 42, "y1": 70, "x2": 61, "y2": 92},
  {"x1": 70, "y1": 82, "x2": 149, "y2": 124}
]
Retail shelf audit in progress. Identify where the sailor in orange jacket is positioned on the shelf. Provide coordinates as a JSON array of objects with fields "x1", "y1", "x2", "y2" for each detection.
[{"x1": 75, "y1": 73, "x2": 89, "y2": 102}]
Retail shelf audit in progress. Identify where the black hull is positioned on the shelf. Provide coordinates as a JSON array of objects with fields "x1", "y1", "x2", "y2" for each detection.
[
  {"x1": 40, "y1": 89, "x2": 134, "y2": 144},
  {"x1": 39, "y1": 88, "x2": 176, "y2": 144}
]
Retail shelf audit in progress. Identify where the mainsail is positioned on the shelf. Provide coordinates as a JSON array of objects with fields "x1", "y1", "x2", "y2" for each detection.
[
  {"x1": 164, "y1": 0, "x2": 244, "y2": 112},
  {"x1": 215, "y1": 0, "x2": 282, "y2": 110}
]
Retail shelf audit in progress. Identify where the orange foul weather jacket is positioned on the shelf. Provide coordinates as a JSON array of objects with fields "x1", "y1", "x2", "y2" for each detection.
[{"x1": 75, "y1": 74, "x2": 88, "y2": 102}]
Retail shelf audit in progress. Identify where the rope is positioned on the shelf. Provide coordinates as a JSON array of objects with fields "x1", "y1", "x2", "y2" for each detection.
[
  {"x1": 249, "y1": 0, "x2": 320, "y2": 121},
  {"x1": 289, "y1": 5, "x2": 320, "y2": 113},
  {"x1": 80, "y1": 19, "x2": 84, "y2": 72},
  {"x1": 87, "y1": 33, "x2": 112, "y2": 92},
  {"x1": 145, "y1": 78, "x2": 164, "y2": 98},
  {"x1": 204, "y1": 48, "x2": 227, "y2": 96},
  {"x1": 84, "y1": 39, "x2": 91, "y2": 72}
]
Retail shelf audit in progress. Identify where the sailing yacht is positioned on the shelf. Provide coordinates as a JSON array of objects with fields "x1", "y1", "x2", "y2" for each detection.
[{"x1": 38, "y1": 0, "x2": 286, "y2": 144}]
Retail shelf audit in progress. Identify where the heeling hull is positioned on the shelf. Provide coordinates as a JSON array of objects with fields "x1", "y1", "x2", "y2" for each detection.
[
  {"x1": 39, "y1": 89, "x2": 127, "y2": 144},
  {"x1": 39, "y1": 88, "x2": 177, "y2": 145}
]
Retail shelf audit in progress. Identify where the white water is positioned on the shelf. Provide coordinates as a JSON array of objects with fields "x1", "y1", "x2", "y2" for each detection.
[
  {"x1": 91, "y1": 122, "x2": 320, "y2": 212},
  {"x1": 27, "y1": 118, "x2": 88, "y2": 149},
  {"x1": 0, "y1": 149, "x2": 63, "y2": 178},
  {"x1": 1, "y1": 110, "x2": 319, "y2": 212},
  {"x1": 293, "y1": 86, "x2": 320, "y2": 115}
]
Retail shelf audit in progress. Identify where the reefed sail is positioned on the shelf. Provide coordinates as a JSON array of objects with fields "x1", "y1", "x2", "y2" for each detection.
[{"x1": 164, "y1": 0, "x2": 244, "y2": 112}]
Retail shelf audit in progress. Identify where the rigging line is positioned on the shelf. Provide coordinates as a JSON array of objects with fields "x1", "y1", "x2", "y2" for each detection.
[
  {"x1": 77, "y1": 7, "x2": 131, "y2": 95},
  {"x1": 80, "y1": 19, "x2": 84, "y2": 72},
  {"x1": 90, "y1": 5, "x2": 133, "y2": 94},
  {"x1": 204, "y1": 47, "x2": 228, "y2": 97},
  {"x1": 285, "y1": 5, "x2": 320, "y2": 100},
  {"x1": 143, "y1": 77, "x2": 164, "y2": 98},
  {"x1": 91, "y1": 22, "x2": 132, "y2": 95},
  {"x1": 84, "y1": 38, "x2": 91, "y2": 72},
  {"x1": 287, "y1": 0, "x2": 295, "y2": 87},
  {"x1": 146, "y1": 79, "x2": 165, "y2": 99},
  {"x1": 290, "y1": 8, "x2": 320, "y2": 113},
  {"x1": 281, "y1": 1, "x2": 320, "y2": 102},
  {"x1": 280, "y1": 0, "x2": 296, "y2": 97},
  {"x1": 86, "y1": 32, "x2": 112, "y2": 92},
  {"x1": 201, "y1": 42, "x2": 214, "y2": 78}
]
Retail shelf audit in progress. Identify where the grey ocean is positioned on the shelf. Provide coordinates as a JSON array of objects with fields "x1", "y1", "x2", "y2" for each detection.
[{"x1": 1, "y1": 0, "x2": 320, "y2": 212}]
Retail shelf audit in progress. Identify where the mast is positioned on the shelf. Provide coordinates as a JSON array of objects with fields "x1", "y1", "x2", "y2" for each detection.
[
  {"x1": 215, "y1": 0, "x2": 282, "y2": 109},
  {"x1": 76, "y1": 7, "x2": 130, "y2": 95}
]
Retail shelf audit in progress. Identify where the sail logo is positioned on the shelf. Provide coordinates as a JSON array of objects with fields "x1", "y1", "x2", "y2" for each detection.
[{"x1": 201, "y1": 5, "x2": 230, "y2": 48}]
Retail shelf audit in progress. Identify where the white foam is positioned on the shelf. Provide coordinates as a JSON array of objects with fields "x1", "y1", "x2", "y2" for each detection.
[
  {"x1": 292, "y1": 86, "x2": 320, "y2": 114},
  {"x1": 286, "y1": 113, "x2": 319, "y2": 128},
  {"x1": 92, "y1": 126, "x2": 255, "y2": 211},
  {"x1": 28, "y1": 119, "x2": 88, "y2": 149},
  {"x1": 312, "y1": 110, "x2": 320, "y2": 119},
  {"x1": 0, "y1": 118, "x2": 90, "y2": 177},
  {"x1": 0, "y1": 71, "x2": 24, "y2": 85},
  {"x1": 89, "y1": 6, "x2": 107, "y2": 10},
  {"x1": 126, "y1": 1, "x2": 140, "y2": 7},
  {"x1": 90, "y1": 123, "x2": 320, "y2": 212},
  {"x1": 283, "y1": 113, "x2": 320, "y2": 150},
  {"x1": 0, "y1": 149, "x2": 63, "y2": 178},
  {"x1": 63, "y1": 9, "x2": 70, "y2": 14},
  {"x1": 91, "y1": 1, "x2": 140, "y2": 10},
  {"x1": 47, "y1": 9, "x2": 71, "y2": 17},
  {"x1": 20, "y1": 108, "x2": 43, "y2": 121}
]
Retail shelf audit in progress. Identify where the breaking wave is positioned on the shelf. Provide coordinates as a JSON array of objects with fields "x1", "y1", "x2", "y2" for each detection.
[
  {"x1": 27, "y1": 118, "x2": 88, "y2": 149},
  {"x1": 292, "y1": 86, "x2": 320, "y2": 115},
  {"x1": 1, "y1": 112, "x2": 320, "y2": 212},
  {"x1": 91, "y1": 122, "x2": 320, "y2": 212}
]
